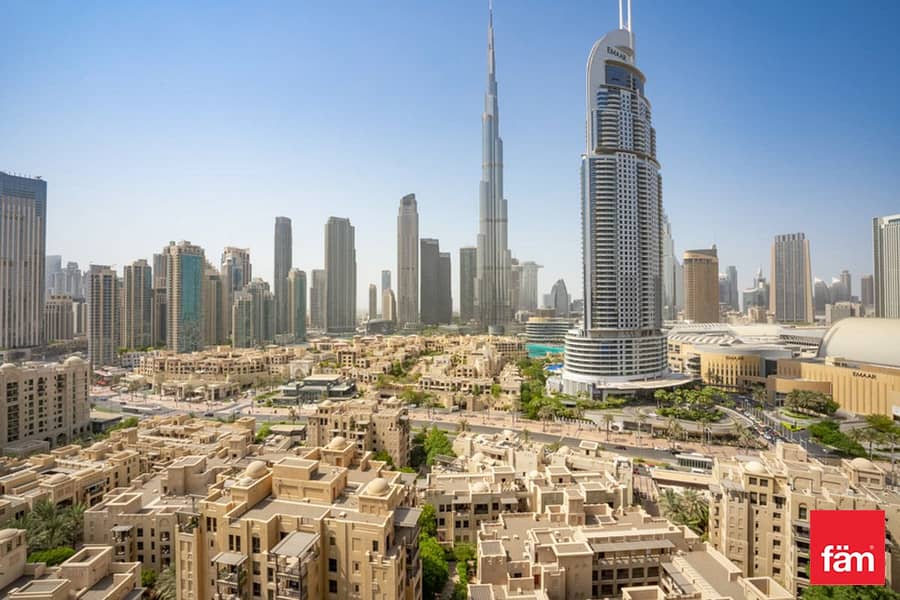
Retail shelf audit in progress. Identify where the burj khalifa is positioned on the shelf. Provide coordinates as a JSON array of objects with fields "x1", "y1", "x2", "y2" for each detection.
[{"x1": 474, "y1": 3, "x2": 513, "y2": 332}]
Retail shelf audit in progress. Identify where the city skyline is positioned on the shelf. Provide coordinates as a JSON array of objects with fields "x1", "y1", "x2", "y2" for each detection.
[{"x1": 3, "y1": 2, "x2": 899, "y2": 311}]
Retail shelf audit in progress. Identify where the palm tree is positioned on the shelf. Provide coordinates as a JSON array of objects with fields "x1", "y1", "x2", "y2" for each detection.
[
  {"x1": 602, "y1": 413, "x2": 615, "y2": 441},
  {"x1": 665, "y1": 417, "x2": 684, "y2": 451},
  {"x1": 538, "y1": 405, "x2": 554, "y2": 432},
  {"x1": 288, "y1": 407, "x2": 297, "y2": 424},
  {"x1": 659, "y1": 489, "x2": 684, "y2": 522},
  {"x1": 636, "y1": 412, "x2": 648, "y2": 442},
  {"x1": 153, "y1": 566, "x2": 176, "y2": 600},
  {"x1": 63, "y1": 503, "x2": 86, "y2": 546},
  {"x1": 457, "y1": 419, "x2": 469, "y2": 433}
]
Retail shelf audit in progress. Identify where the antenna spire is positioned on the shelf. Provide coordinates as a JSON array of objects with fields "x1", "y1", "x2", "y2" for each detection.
[
  {"x1": 618, "y1": 0, "x2": 624, "y2": 29},
  {"x1": 627, "y1": 0, "x2": 632, "y2": 31}
]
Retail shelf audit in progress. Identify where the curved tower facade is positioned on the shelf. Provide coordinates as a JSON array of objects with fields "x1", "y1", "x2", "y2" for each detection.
[
  {"x1": 474, "y1": 5, "x2": 512, "y2": 332},
  {"x1": 563, "y1": 17, "x2": 667, "y2": 390}
]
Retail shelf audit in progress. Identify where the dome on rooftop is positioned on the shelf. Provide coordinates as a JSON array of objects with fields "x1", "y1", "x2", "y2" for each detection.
[
  {"x1": 0, "y1": 363, "x2": 17, "y2": 373},
  {"x1": 46, "y1": 473, "x2": 68, "y2": 485},
  {"x1": 850, "y1": 457, "x2": 877, "y2": 471},
  {"x1": 366, "y1": 478, "x2": 390, "y2": 496},
  {"x1": 472, "y1": 481, "x2": 489, "y2": 493},
  {"x1": 558, "y1": 445, "x2": 571, "y2": 456},
  {"x1": 818, "y1": 318, "x2": 900, "y2": 368},
  {"x1": 745, "y1": 461, "x2": 766, "y2": 475},
  {"x1": 328, "y1": 436, "x2": 346, "y2": 449},
  {"x1": 64, "y1": 356, "x2": 85, "y2": 367},
  {"x1": 244, "y1": 460, "x2": 268, "y2": 479}
]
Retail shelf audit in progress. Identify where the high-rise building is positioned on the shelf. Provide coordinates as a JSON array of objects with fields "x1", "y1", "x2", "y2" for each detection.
[
  {"x1": 50, "y1": 260, "x2": 84, "y2": 299},
  {"x1": 45, "y1": 255, "x2": 62, "y2": 298},
  {"x1": 122, "y1": 259, "x2": 153, "y2": 350},
  {"x1": 839, "y1": 269, "x2": 852, "y2": 301},
  {"x1": 683, "y1": 248, "x2": 720, "y2": 323},
  {"x1": 151, "y1": 287, "x2": 166, "y2": 348},
  {"x1": 562, "y1": 14, "x2": 668, "y2": 391},
  {"x1": 221, "y1": 247, "x2": 252, "y2": 337},
  {"x1": 310, "y1": 269, "x2": 327, "y2": 330},
  {"x1": 325, "y1": 217, "x2": 357, "y2": 335},
  {"x1": 661, "y1": 213, "x2": 681, "y2": 320},
  {"x1": 202, "y1": 264, "x2": 224, "y2": 345},
  {"x1": 287, "y1": 269, "x2": 307, "y2": 342},
  {"x1": 873, "y1": 214, "x2": 900, "y2": 318},
  {"x1": 368, "y1": 283, "x2": 377, "y2": 319},
  {"x1": 474, "y1": 6, "x2": 512, "y2": 332},
  {"x1": 152, "y1": 253, "x2": 167, "y2": 288},
  {"x1": 725, "y1": 265, "x2": 739, "y2": 311},
  {"x1": 232, "y1": 278, "x2": 275, "y2": 348},
  {"x1": 382, "y1": 289, "x2": 397, "y2": 323},
  {"x1": 73, "y1": 299, "x2": 88, "y2": 337},
  {"x1": 770, "y1": 232, "x2": 813, "y2": 323},
  {"x1": 44, "y1": 295, "x2": 74, "y2": 342},
  {"x1": 0, "y1": 173, "x2": 47, "y2": 350},
  {"x1": 459, "y1": 247, "x2": 477, "y2": 323},
  {"x1": 742, "y1": 267, "x2": 769, "y2": 313},
  {"x1": 164, "y1": 241, "x2": 205, "y2": 353},
  {"x1": 518, "y1": 261, "x2": 542, "y2": 313},
  {"x1": 549, "y1": 279, "x2": 569, "y2": 318},
  {"x1": 861, "y1": 274, "x2": 875, "y2": 309},
  {"x1": 397, "y1": 193, "x2": 419, "y2": 326},
  {"x1": 420, "y1": 239, "x2": 451, "y2": 325},
  {"x1": 87, "y1": 265, "x2": 119, "y2": 366},
  {"x1": 813, "y1": 278, "x2": 830, "y2": 316},
  {"x1": 273, "y1": 216, "x2": 292, "y2": 334},
  {"x1": 381, "y1": 270, "x2": 391, "y2": 292}
]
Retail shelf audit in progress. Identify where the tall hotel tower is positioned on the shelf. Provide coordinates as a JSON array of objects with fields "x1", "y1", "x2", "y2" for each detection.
[
  {"x1": 562, "y1": 3, "x2": 668, "y2": 394},
  {"x1": 474, "y1": 5, "x2": 512, "y2": 332}
]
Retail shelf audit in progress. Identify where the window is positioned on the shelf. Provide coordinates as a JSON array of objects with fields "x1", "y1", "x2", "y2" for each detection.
[
  {"x1": 372, "y1": 540, "x2": 379, "y2": 553},
  {"x1": 252, "y1": 536, "x2": 260, "y2": 553},
  {"x1": 329, "y1": 580, "x2": 338, "y2": 594},
  {"x1": 137, "y1": 528, "x2": 144, "y2": 537},
  {"x1": 799, "y1": 505, "x2": 808, "y2": 520},
  {"x1": 252, "y1": 582, "x2": 261, "y2": 597},
  {"x1": 329, "y1": 559, "x2": 337, "y2": 573},
  {"x1": 330, "y1": 536, "x2": 336, "y2": 546}
]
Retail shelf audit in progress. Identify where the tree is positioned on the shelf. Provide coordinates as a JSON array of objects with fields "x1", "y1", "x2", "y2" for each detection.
[
  {"x1": 665, "y1": 417, "x2": 684, "y2": 450},
  {"x1": 142, "y1": 568, "x2": 158, "y2": 588},
  {"x1": 636, "y1": 412, "x2": 648, "y2": 441},
  {"x1": 602, "y1": 413, "x2": 615, "y2": 441},
  {"x1": 866, "y1": 414, "x2": 900, "y2": 481},
  {"x1": 538, "y1": 405, "x2": 554, "y2": 431},
  {"x1": 153, "y1": 566, "x2": 177, "y2": 600},
  {"x1": 424, "y1": 427, "x2": 455, "y2": 466},
  {"x1": 659, "y1": 489, "x2": 708, "y2": 538},
  {"x1": 801, "y1": 586, "x2": 900, "y2": 600},
  {"x1": 254, "y1": 422, "x2": 273, "y2": 443},
  {"x1": 419, "y1": 534, "x2": 449, "y2": 599},
  {"x1": 372, "y1": 450, "x2": 394, "y2": 467},
  {"x1": 490, "y1": 383, "x2": 501, "y2": 398},
  {"x1": 418, "y1": 504, "x2": 438, "y2": 538}
]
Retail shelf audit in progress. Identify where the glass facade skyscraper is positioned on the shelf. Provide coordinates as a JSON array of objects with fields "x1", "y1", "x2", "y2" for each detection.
[{"x1": 562, "y1": 16, "x2": 668, "y2": 393}]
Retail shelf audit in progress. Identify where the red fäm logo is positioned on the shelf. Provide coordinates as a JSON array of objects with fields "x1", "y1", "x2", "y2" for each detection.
[{"x1": 810, "y1": 510, "x2": 885, "y2": 585}]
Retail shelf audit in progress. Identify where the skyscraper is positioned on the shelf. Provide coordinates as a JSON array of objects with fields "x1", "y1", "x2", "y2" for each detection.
[
  {"x1": 813, "y1": 279, "x2": 830, "y2": 316},
  {"x1": 43, "y1": 295, "x2": 74, "y2": 342},
  {"x1": 770, "y1": 233, "x2": 813, "y2": 324},
  {"x1": 839, "y1": 269, "x2": 852, "y2": 302},
  {"x1": 287, "y1": 269, "x2": 307, "y2": 342},
  {"x1": 221, "y1": 247, "x2": 252, "y2": 338},
  {"x1": 459, "y1": 247, "x2": 477, "y2": 323},
  {"x1": 164, "y1": 241, "x2": 205, "y2": 353},
  {"x1": 549, "y1": 279, "x2": 569, "y2": 318},
  {"x1": 474, "y1": 5, "x2": 512, "y2": 332},
  {"x1": 122, "y1": 259, "x2": 152, "y2": 350},
  {"x1": 152, "y1": 253, "x2": 167, "y2": 288},
  {"x1": 562, "y1": 9, "x2": 668, "y2": 392},
  {"x1": 661, "y1": 213, "x2": 682, "y2": 320},
  {"x1": 45, "y1": 255, "x2": 62, "y2": 298},
  {"x1": 368, "y1": 284, "x2": 377, "y2": 320},
  {"x1": 310, "y1": 269, "x2": 327, "y2": 331},
  {"x1": 873, "y1": 214, "x2": 900, "y2": 318},
  {"x1": 725, "y1": 265, "x2": 739, "y2": 311},
  {"x1": 519, "y1": 261, "x2": 542, "y2": 313},
  {"x1": 861, "y1": 274, "x2": 875, "y2": 309},
  {"x1": 324, "y1": 217, "x2": 356, "y2": 334},
  {"x1": 232, "y1": 279, "x2": 275, "y2": 348},
  {"x1": 684, "y1": 248, "x2": 720, "y2": 323},
  {"x1": 273, "y1": 216, "x2": 292, "y2": 334},
  {"x1": 397, "y1": 194, "x2": 419, "y2": 326},
  {"x1": 439, "y1": 252, "x2": 452, "y2": 324},
  {"x1": 202, "y1": 264, "x2": 224, "y2": 345},
  {"x1": 0, "y1": 172, "x2": 47, "y2": 349},
  {"x1": 742, "y1": 267, "x2": 769, "y2": 312},
  {"x1": 382, "y1": 289, "x2": 397, "y2": 323},
  {"x1": 381, "y1": 270, "x2": 391, "y2": 292},
  {"x1": 87, "y1": 265, "x2": 119, "y2": 366},
  {"x1": 421, "y1": 239, "x2": 441, "y2": 325}
]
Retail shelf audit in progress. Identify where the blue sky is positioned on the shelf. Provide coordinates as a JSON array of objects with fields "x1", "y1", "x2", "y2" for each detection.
[{"x1": 3, "y1": 0, "x2": 899, "y2": 309}]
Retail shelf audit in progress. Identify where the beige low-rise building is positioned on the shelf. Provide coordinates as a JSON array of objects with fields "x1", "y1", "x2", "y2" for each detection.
[
  {"x1": 84, "y1": 455, "x2": 229, "y2": 572},
  {"x1": 710, "y1": 441, "x2": 900, "y2": 596},
  {"x1": 2, "y1": 543, "x2": 141, "y2": 600},
  {"x1": 306, "y1": 397, "x2": 410, "y2": 467},
  {"x1": 0, "y1": 357, "x2": 91, "y2": 455},
  {"x1": 173, "y1": 441, "x2": 421, "y2": 600}
]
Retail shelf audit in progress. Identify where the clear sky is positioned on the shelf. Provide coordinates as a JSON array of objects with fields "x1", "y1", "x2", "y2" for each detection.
[{"x1": 3, "y1": 0, "x2": 899, "y2": 310}]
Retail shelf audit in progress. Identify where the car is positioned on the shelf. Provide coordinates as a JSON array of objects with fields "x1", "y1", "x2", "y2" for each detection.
[
  {"x1": 614, "y1": 445, "x2": 626, "y2": 450},
  {"x1": 203, "y1": 411, "x2": 214, "y2": 417}
]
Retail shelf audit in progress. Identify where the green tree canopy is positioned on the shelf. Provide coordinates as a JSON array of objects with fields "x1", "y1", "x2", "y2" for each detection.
[
  {"x1": 419, "y1": 534, "x2": 449, "y2": 599},
  {"x1": 801, "y1": 586, "x2": 900, "y2": 600},
  {"x1": 418, "y1": 504, "x2": 437, "y2": 538}
]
